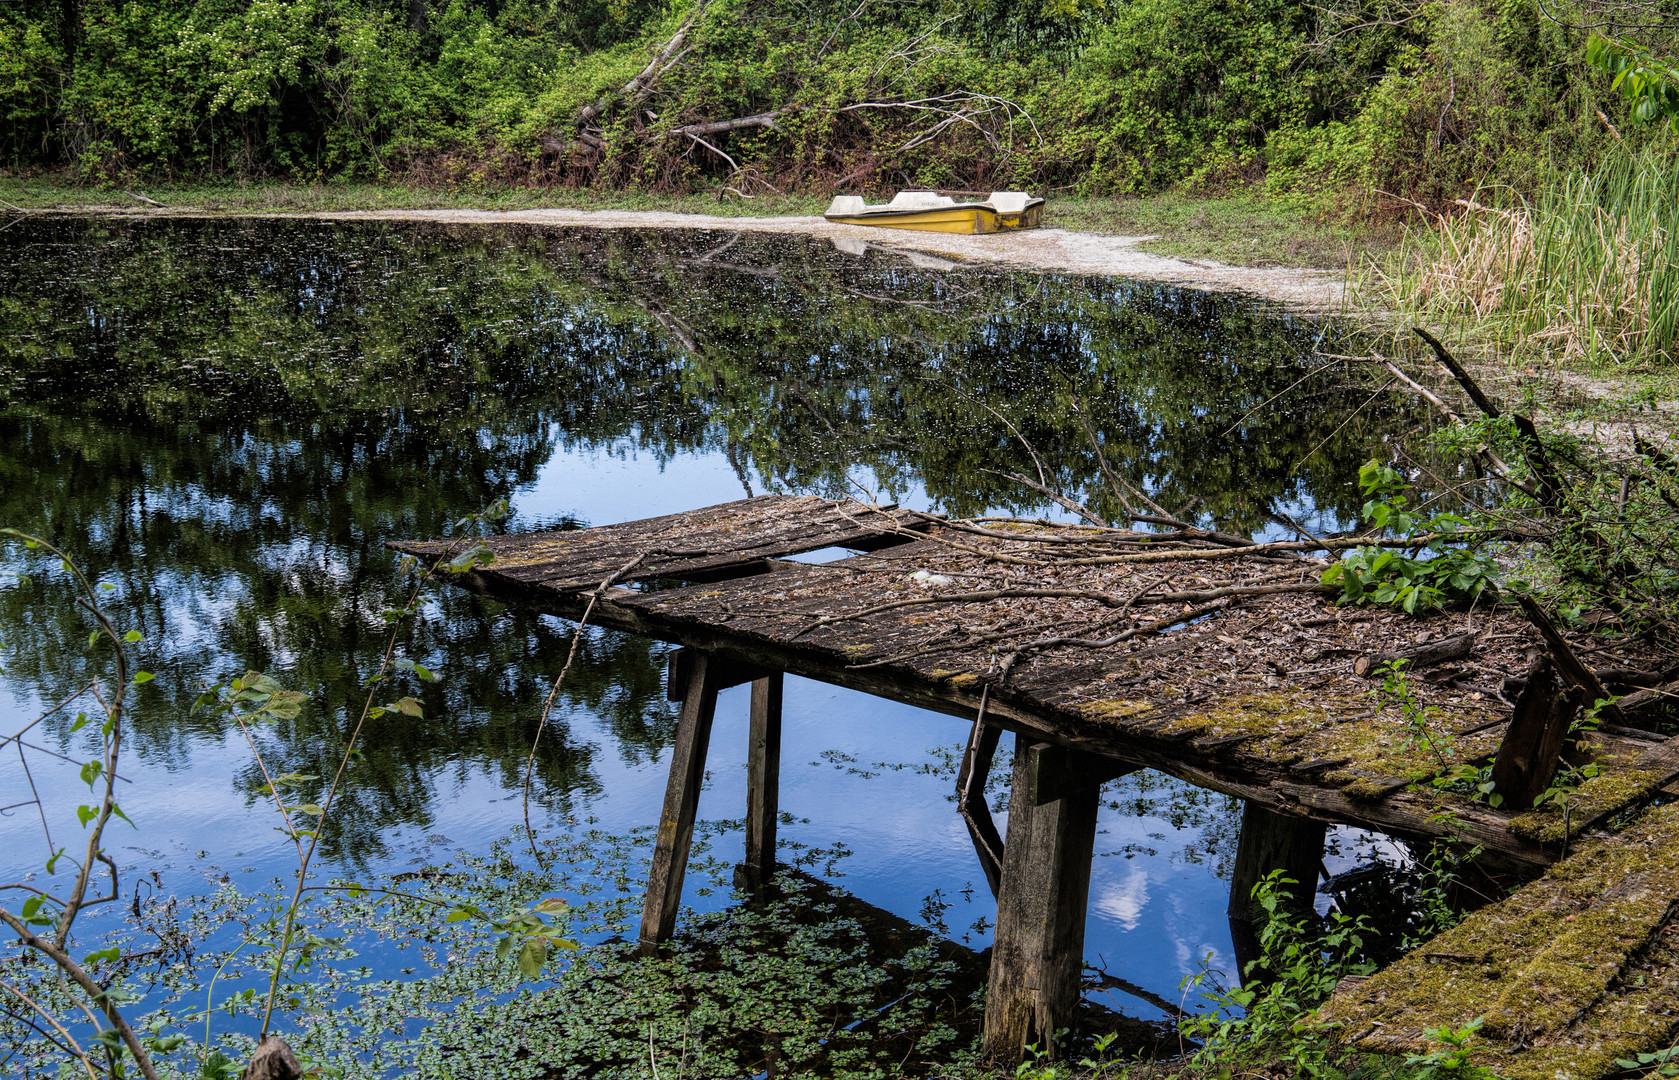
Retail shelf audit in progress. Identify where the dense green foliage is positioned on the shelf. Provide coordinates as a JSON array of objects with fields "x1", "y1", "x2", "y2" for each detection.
[
  {"x1": 2, "y1": 0, "x2": 1674, "y2": 197},
  {"x1": 1589, "y1": 34, "x2": 1679, "y2": 132},
  {"x1": 1322, "y1": 461, "x2": 1500, "y2": 613}
]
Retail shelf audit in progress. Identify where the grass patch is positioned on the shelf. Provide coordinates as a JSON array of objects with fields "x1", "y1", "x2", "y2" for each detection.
[
  {"x1": 1369, "y1": 143, "x2": 1679, "y2": 373},
  {"x1": 1045, "y1": 190, "x2": 1400, "y2": 270},
  {"x1": 0, "y1": 173, "x2": 828, "y2": 218}
]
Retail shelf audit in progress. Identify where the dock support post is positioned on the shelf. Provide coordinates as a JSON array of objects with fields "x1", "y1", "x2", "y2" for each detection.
[
  {"x1": 639, "y1": 650, "x2": 723, "y2": 954},
  {"x1": 982, "y1": 737, "x2": 1103, "y2": 1064},
  {"x1": 738, "y1": 671, "x2": 783, "y2": 894},
  {"x1": 1226, "y1": 801, "x2": 1326, "y2": 980},
  {"x1": 956, "y1": 716, "x2": 1005, "y2": 897}
]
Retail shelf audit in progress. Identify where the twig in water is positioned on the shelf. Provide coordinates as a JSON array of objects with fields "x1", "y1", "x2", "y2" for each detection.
[
  {"x1": 1071, "y1": 399, "x2": 1138, "y2": 520},
  {"x1": 1221, "y1": 358, "x2": 1348, "y2": 439},
  {"x1": 920, "y1": 376, "x2": 1053, "y2": 492},
  {"x1": 1288, "y1": 377, "x2": 1397, "y2": 473},
  {"x1": 523, "y1": 552, "x2": 652, "y2": 866}
]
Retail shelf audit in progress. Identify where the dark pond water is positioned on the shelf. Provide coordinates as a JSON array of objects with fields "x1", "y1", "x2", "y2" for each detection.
[{"x1": 0, "y1": 216, "x2": 1421, "y2": 1066}]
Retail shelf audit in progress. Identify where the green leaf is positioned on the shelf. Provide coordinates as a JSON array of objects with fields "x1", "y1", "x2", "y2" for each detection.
[
  {"x1": 445, "y1": 543, "x2": 496, "y2": 572},
  {"x1": 517, "y1": 938, "x2": 547, "y2": 978},
  {"x1": 83, "y1": 945, "x2": 120, "y2": 966},
  {"x1": 123, "y1": 629, "x2": 143, "y2": 643},
  {"x1": 133, "y1": 670, "x2": 154, "y2": 684},
  {"x1": 77, "y1": 804, "x2": 98, "y2": 826},
  {"x1": 264, "y1": 689, "x2": 307, "y2": 720}
]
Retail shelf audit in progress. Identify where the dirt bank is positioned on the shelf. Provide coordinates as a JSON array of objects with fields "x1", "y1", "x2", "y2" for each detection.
[{"x1": 27, "y1": 205, "x2": 1348, "y2": 311}]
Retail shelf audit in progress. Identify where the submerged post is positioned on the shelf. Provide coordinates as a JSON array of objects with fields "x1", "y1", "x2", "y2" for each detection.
[
  {"x1": 956, "y1": 716, "x2": 1005, "y2": 897},
  {"x1": 639, "y1": 650, "x2": 723, "y2": 953},
  {"x1": 983, "y1": 738, "x2": 1105, "y2": 1063},
  {"x1": 1226, "y1": 801, "x2": 1327, "y2": 979},
  {"x1": 738, "y1": 671, "x2": 784, "y2": 893}
]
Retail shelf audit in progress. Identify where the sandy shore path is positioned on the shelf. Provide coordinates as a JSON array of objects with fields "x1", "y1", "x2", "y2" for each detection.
[{"x1": 34, "y1": 204, "x2": 1349, "y2": 312}]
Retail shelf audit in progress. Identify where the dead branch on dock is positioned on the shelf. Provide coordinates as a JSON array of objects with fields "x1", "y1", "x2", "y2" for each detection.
[{"x1": 1380, "y1": 327, "x2": 1679, "y2": 664}]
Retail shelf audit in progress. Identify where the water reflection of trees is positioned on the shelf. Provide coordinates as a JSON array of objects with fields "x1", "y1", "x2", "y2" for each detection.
[{"x1": 0, "y1": 217, "x2": 1421, "y2": 865}]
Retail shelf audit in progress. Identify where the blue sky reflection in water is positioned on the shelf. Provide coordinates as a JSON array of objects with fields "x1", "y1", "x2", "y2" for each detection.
[{"x1": 0, "y1": 217, "x2": 1420, "y2": 1039}]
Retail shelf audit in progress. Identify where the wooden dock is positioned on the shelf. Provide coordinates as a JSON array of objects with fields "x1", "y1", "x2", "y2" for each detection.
[{"x1": 393, "y1": 494, "x2": 1679, "y2": 1067}]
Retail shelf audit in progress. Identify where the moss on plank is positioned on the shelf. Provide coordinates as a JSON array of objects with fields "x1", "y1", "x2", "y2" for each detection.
[
  {"x1": 1507, "y1": 766, "x2": 1665, "y2": 842},
  {"x1": 1317, "y1": 804, "x2": 1679, "y2": 1080}
]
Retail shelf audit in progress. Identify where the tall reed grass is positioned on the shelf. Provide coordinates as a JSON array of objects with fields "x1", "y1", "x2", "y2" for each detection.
[{"x1": 1379, "y1": 144, "x2": 1679, "y2": 368}]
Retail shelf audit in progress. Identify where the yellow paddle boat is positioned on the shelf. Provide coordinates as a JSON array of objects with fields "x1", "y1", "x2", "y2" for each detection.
[{"x1": 822, "y1": 191, "x2": 1045, "y2": 235}]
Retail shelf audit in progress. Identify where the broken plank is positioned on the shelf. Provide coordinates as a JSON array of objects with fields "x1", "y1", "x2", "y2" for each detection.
[{"x1": 394, "y1": 494, "x2": 926, "y2": 595}]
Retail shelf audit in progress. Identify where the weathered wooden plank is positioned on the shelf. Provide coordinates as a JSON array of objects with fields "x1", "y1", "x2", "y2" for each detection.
[
  {"x1": 397, "y1": 494, "x2": 927, "y2": 595},
  {"x1": 1318, "y1": 804, "x2": 1679, "y2": 1080},
  {"x1": 395, "y1": 501, "x2": 1660, "y2": 870},
  {"x1": 410, "y1": 564, "x2": 1567, "y2": 869},
  {"x1": 1569, "y1": 730, "x2": 1679, "y2": 834},
  {"x1": 1491, "y1": 658, "x2": 1582, "y2": 809},
  {"x1": 639, "y1": 650, "x2": 723, "y2": 952},
  {"x1": 983, "y1": 739, "x2": 1104, "y2": 1064},
  {"x1": 1632, "y1": 732, "x2": 1679, "y2": 788},
  {"x1": 1519, "y1": 595, "x2": 1623, "y2": 724}
]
